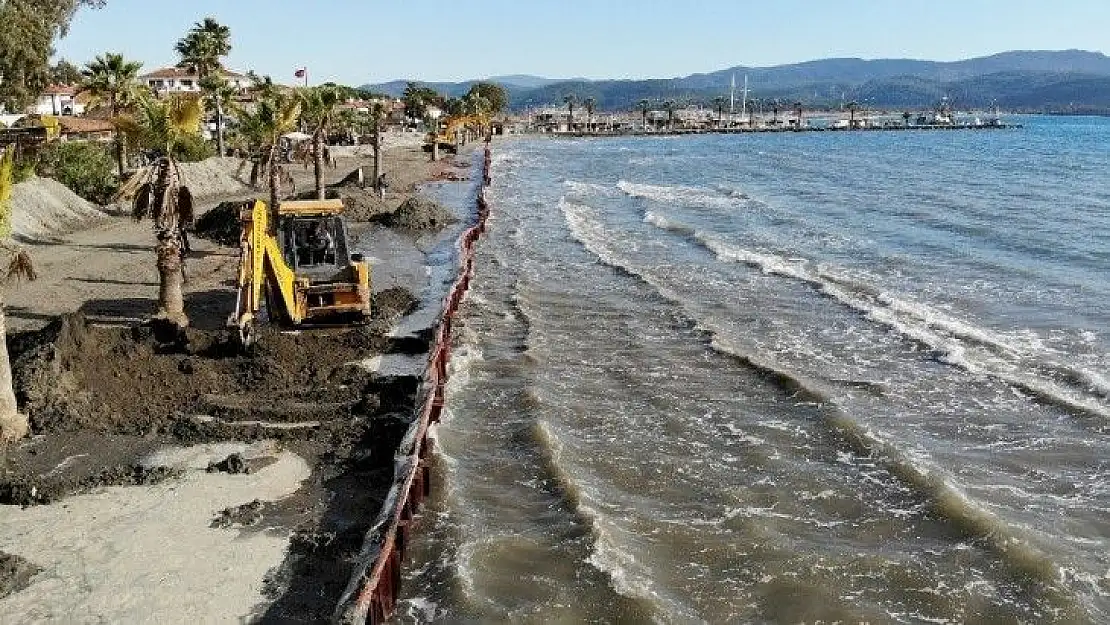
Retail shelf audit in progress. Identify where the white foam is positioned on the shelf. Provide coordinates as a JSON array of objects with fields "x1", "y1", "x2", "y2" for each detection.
[{"x1": 617, "y1": 180, "x2": 742, "y2": 210}]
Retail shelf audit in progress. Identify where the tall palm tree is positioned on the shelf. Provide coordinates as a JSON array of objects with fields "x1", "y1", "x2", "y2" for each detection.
[
  {"x1": 793, "y1": 101, "x2": 803, "y2": 129},
  {"x1": 369, "y1": 100, "x2": 387, "y2": 195},
  {"x1": 663, "y1": 100, "x2": 676, "y2": 129},
  {"x1": 115, "y1": 93, "x2": 203, "y2": 329},
  {"x1": 176, "y1": 17, "x2": 232, "y2": 156},
  {"x1": 713, "y1": 96, "x2": 725, "y2": 128},
  {"x1": 0, "y1": 146, "x2": 37, "y2": 442},
  {"x1": 771, "y1": 99, "x2": 780, "y2": 125},
  {"x1": 299, "y1": 85, "x2": 342, "y2": 200},
  {"x1": 638, "y1": 99, "x2": 650, "y2": 131},
  {"x1": 234, "y1": 77, "x2": 300, "y2": 233},
  {"x1": 902, "y1": 110, "x2": 912, "y2": 127},
  {"x1": 80, "y1": 52, "x2": 143, "y2": 177},
  {"x1": 562, "y1": 93, "x2": 577, "y2": 132},
  {"x1": 583, "y1": 97, "x2": 596, "y2": 133}
]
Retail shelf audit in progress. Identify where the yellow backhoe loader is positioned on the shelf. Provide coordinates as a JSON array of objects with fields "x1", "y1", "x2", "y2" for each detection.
[
  {"x1": 423, "y1": 113, "x2": 488, "y2": 154},
  {"x1": 229, "y1": 198, "x2": 371, "y2": 347}
]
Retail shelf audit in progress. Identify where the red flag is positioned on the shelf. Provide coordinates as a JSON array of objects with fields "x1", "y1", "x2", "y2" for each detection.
[{"x1": 294, "y1": 68, "x2": 306, "y2": 78}]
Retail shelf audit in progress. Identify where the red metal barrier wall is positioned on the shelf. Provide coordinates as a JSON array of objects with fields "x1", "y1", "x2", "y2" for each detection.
[{"x1": 333, "y1": 147, "x2": 493, "y2": 624}]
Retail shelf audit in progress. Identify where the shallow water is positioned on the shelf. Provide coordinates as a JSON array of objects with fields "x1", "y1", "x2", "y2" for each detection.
[{"x1": 398, "y1": 117, "x2": 1109, "y2": 624}]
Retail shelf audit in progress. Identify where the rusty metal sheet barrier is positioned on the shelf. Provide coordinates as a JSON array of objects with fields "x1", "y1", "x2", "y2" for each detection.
[{"x1": 333, "y1": 147, "x2": 493, "y2": 624}]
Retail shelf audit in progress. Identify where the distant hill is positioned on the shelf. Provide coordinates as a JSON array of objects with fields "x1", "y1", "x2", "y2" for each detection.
[{"x1": 361, "y1": 50, "x2": 1110, "y2": 113}]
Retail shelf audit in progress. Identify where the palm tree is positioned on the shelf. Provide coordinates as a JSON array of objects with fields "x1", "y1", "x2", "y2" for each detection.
[
  {"x1": 583, "y1": 97, "x2": 596, "y2": 133},
  {"x1": 80, "y1": 52, "x2": 143, "y2": 177},
  {"x1": 176, "y1": 17, "x2": 232, "y2": 156},
  {"x1": 663, "y1": 100, "x2": 676, "y2": 129},
  {"x1": 562, "y1": 94, "x2": 577, "y2": 132},
  {"x1": 713, "y1": 96, "x2": 725, "y2": 128},
  {"x1": 638, "y1": 99, "x2": 650, "y2": 131},
  {"x1": 299, "y1": 85, "x2": 342, "y2": 200},
  {"x1": 771, "y1": 99, "x2": 780, "y2": 125},
  {"x1": 793, "y1": 101, "x2": 803, "y2": 130},
  {"x1": 234, "y1": 79, "x2": 300, "y2": 233},
  {"x1": 902, "y1": 110, "x2": 912, "y2": 127},
  {"x1": 0, "y1": 146, "x2": 37, "y2": 442},
  {"x1": 369, "y1": 100, "x2": 387, "y2": 196},
  {"x1": 114, "y1": 93, "x2": 203, "y2": 329}
]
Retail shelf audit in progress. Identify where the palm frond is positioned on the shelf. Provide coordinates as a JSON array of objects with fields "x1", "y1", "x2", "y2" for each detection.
[
  {"x1": 132, "y1": 182, "x2": 153, "y2": 221},
  {"x1": 5, "y1": 249, "x2": 36, "y2": 283},
  {"x1": 177, "y1": 186, "x2": 195, "y2": 225}
]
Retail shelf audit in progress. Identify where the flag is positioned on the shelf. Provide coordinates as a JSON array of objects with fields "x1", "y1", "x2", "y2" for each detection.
[{"x1": 294, "y1": 68, "x2": 306, "y2": 79}]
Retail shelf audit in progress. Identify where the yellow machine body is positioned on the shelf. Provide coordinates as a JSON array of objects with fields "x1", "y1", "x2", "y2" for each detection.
[{"x1": 231, "y1": 199, "x2": 370, "y2": 337}]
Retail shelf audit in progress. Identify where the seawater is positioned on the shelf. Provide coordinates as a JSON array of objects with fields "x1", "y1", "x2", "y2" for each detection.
[{"x1": 397, "y1": 117, "x2": 1110, "y2": 624}]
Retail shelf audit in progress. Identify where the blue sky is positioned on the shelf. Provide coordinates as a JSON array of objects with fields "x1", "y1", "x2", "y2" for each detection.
[{"x1": 55, "y1": 0, "x2": 1109, "y2": 86}]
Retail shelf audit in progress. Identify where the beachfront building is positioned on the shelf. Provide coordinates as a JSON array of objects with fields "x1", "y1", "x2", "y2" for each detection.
[
  {"x1": 139, "y1": 67, "x2": 250, "y2": 95},
  {"x1": 29, "y1": 85, "x2": 88, "y2": 117}
]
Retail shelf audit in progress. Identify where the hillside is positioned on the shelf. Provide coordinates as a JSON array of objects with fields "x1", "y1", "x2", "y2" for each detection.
[{"x1": 362, "y1": 50, "x2": 1110, "y2": 113}]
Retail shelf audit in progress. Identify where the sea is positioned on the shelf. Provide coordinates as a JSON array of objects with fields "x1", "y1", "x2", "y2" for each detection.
[{"x1": 396, "y1": 116, "x2": 1109, "y2": 624}]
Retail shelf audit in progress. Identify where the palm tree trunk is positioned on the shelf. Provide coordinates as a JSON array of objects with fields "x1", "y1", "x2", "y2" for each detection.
[
  {"x1": 373, "y1": 123, "x2": 382, "y2": 195},
  {"x1": 268, "y1": 146, "x2": 281, "y2": 235},
  {"x1": 155, "y1": 236, "x2": 187, "y2": 327},
  {"x1": 0, "y1": 301, "x2": 29, "y2": 442},
  {"x1": 215, "y1": 98, "x2": 226, "y2": 157},
  {"x1": 313, "y1": 130, "x2": 325, "y2": 200}
]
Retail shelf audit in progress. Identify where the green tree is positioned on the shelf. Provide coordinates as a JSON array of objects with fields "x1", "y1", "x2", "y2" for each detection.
[
  {"x1": 663, "y1": 99, "x2": 676, "y2": 129},
  {"x1": 0, "y1": 0, "x2": 105, "y2": 111},
  {"x1": 50, "y1": 58, "x2": 83, "y2": 85},
  {"x1": 583, "y1": 97, "x2": 596, "y2": 132},
  {"x1": 299, "y1": 85, "x2": 342, "y2": 200},
  {"x1": 234, "y1": 75, "x2": 300, "y2": 232},
  {"x1": 563, "y1": 93, "x2": 577, "y2": 132},
  {"x1": 402, "y1": 82, "x2": 442, "y2": 124},
  {"x1": 175, "y1": 17, "x2": 232, "y2": 157},
  {"x1": 116, "y1": 93, "x2": 203, "y2": 328},
  {"x1": 79, "y1": 52, "x2": 143, "y2": 177},
  {"x1": 0, "y1": 146, "x2": 38, "y2": 442},
  {"x1": 713, "y1": 96, "x2": 725, "y2": 128},
  {"x1": 793, "y1": 101, "x2": 803, "y2": 129},
  {"x1": 465, "y1": 82, "x2": 508, "y2": 114}
]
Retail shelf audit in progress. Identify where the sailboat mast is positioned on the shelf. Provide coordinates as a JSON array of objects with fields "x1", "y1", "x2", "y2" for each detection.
[
  {"x1": 729, "y1": 74, "x2": 735, "y2": 121},
  {"x1": 741, "y1": 75, "x2": 749, "y2": 123}
]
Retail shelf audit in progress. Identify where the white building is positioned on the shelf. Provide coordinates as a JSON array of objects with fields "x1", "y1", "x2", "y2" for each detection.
[
  {"x1": 29, "y1": 85, "x2": 87, "y2": 116},
  {"x1": 139, "y1": 67, "x2": 250, "y2": 94}
]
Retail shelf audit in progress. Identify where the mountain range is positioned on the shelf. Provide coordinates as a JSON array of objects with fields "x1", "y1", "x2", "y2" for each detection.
[{"x1": 361, "y1": 50, "x2": 1110, "y2": 113}]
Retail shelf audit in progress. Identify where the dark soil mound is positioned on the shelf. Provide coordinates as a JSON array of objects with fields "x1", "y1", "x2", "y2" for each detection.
[
  {"x1": 377, "y1": 196, "x2": 457, "y2": 231},
  {"x1": 0, "y1": 552, "x2": 41, "y2": 600},
  {"x1": 339, "y1": 190, "x2": 391, "y2": 222},
  {"x1": 193, "y1": 200, "x2": 246, "y2": 246}
]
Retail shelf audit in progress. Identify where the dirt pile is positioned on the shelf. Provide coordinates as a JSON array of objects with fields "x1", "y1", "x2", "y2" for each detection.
[
  {"x1": 193, "y1": 200, "x2": 245, "y2": 245},
  {"x1": 376, "y1": 196, "x2": 457, "y2": 231},
  {"x1": 9, "y1": 177, "x2": 108, "y2": 243},
  {"x1": 3, "y1": 285, "x2": 421, "y2": 501},
  {"x1": 0, "y1": 551, "x2": 41, "y2": 600},
  {"x1": 178, "y1": 157, "x2": 251, "y2": 198}
]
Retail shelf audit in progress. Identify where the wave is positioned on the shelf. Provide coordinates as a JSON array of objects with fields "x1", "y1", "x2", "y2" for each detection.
[
  {"x1": 561, "y1": 201, "x2": 1083, "y2": 609},
  {"x1": 531, "y1": 420, "x2": 696, "y2": 622},
  {"x1": 617, "y1": 180, "x2": 747, "y2": 210},
  {"x1": 643, "y1": 209, "x2": 1110, "y2": 420}
]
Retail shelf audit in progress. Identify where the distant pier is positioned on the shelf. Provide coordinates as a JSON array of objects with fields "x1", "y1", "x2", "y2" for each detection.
[{"x1": 548, "y1": 122, "x2": 1022, "y2": 139}]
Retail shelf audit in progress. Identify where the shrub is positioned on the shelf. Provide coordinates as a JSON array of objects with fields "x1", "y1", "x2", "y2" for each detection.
[
  {"x1": 34, "y1": 141, "x2": 119, "y2": 205},
  {"x1": 172, "y1": 135, "x2": 215, "y2": 162}
]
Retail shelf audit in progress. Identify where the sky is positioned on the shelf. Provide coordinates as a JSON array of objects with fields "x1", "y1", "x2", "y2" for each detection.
[{"x1": 54, "y1": 0, "x2": 1110, "y2": 86}]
